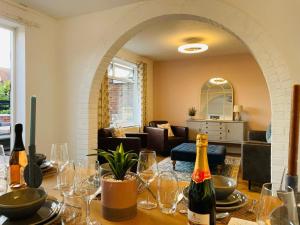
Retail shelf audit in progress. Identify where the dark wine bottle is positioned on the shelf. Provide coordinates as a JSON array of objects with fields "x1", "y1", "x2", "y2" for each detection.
[
  {"x1": 9, "y1": 124, "x2": 28, "y2": 189},
  {"x1": 188, "y1": 133, "x2": 216, "y2": 225}
]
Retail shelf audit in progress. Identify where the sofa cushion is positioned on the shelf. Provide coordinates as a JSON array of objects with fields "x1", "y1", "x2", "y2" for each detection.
[
  {"x1": 111, "y1": 127, "x2": 126, "y2": 138},
  {"x1": 149, "y1": 120, "x2": 168, "y2": 127},
  {"x1": 98, "y1": 128, "x2": 114, "y2": 138},
  {"x1": 157, "y1": 123, "x2": 174, "y2": 137}
]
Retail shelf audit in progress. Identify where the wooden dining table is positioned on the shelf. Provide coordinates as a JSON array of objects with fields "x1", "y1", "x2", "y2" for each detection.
[{"x1": 43, "y1": 174, "x2": 260, "y2": 225}]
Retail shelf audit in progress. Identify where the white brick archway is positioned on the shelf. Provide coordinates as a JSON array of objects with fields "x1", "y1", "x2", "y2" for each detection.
[{"x1": 78, "y1": 1, "x2": 293, "y2": 182}]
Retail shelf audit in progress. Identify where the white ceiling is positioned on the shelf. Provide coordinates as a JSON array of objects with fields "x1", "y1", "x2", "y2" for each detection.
[
  {"x1": 11, "y1": 0, "x2": 144, "y2": 18},
  {"x1": 11, "y1": 1, "x2": 250, "y2": 61},
  {"x1": 123, "y1": 19, "x2": 249, "y2": 61}
]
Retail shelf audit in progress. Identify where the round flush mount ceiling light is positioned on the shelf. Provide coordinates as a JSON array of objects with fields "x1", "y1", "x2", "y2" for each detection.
[
  {"x1": 178, "y1": 43, "x2": 208, "y2": 54},
  {"x1": 209, "y1": 77, "x2": 228, "y2": 85}
]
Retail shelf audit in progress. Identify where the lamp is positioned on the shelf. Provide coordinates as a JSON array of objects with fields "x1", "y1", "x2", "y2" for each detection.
[
  {"x1": 233, "y1": 105, "x2": 243, "y2": 121},
  {"x1": 178, "y1": 43, "x2": 208, "y2": 54}
]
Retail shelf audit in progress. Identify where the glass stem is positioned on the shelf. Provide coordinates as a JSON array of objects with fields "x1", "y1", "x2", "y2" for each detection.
[
  {"x1": 86, "y1": 197, "x2": 91, "y2": 222},
  {"x1": 56, "y1": 174, "x2": 59, "y2": 186},
  {"x1": 146, "y1": 183, "x2": 150, "y2": 205}
]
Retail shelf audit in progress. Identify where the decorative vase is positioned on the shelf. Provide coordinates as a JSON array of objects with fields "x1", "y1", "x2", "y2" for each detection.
[
  {"x1": 190, "y1": 116, "x2": 195, "y2": 120},
  {"x1": 101, "y1": 172, "x2": 137, "y2": 221}
]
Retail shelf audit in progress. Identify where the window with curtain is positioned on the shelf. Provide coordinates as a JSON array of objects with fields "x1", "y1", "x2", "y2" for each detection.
[{"x1": 107, "y1": 58, "x2": 141, "y2": 127}]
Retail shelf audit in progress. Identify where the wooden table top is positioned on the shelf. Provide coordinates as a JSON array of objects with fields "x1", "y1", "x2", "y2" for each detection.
[{"x1": 43, "y1": 174, "x2": 260, "y2": 225}]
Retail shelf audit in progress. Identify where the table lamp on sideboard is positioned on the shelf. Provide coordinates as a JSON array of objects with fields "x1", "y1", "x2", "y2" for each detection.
[{"x1": 233, "y1": 105, "x2": 243, "y2": 121}]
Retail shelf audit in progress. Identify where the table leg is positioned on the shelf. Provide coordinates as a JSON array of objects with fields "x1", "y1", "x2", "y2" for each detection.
[{"x1": 172, "y1": 160, "x2": 176, "y2": 170}]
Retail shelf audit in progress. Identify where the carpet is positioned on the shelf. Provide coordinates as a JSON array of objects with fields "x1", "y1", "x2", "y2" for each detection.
[{"x1": 157, "y1": 156, "x2": 241, "y2": 182}]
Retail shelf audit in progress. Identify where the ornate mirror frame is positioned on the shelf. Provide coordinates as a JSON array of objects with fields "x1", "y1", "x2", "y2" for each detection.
[{"x1": 200, "y1": 77, "x2": 233, "y2": 120}]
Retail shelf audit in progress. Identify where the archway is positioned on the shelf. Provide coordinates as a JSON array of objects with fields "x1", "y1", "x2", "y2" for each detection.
[{"x1": 78, "y1": 1, "x2": 292, "y2": 183}]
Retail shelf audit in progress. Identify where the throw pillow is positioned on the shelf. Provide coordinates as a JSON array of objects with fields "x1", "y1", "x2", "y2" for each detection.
[
  {"x1": 112, "y1": 127, "x2": 126, "y2": 138},
  {"x1": 266, "y1": 124, "x2": 271, "y2": 143},
  {"x1": 157, "y1": 123, "x2": 174, "y2": 137}
]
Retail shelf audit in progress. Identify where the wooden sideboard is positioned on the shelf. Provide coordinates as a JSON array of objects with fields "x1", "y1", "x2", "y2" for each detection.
[{"x1": 186, "y1": 120, "x2": 247, "y2": 153}]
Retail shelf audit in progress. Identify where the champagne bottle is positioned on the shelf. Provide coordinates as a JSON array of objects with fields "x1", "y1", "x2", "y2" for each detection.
[
  {"x1": 9, "y1": 124, "x2": 28, "y2": 189},
  {"x1": 188, "y1": 133, "x2": 216, "y2": 225}
]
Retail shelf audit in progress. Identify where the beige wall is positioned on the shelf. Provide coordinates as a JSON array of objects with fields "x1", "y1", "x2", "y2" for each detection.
[
  {"x1": 0, "y1": 1, "x2": 60, "y2": 158},
  {"x1": 153, "y1": 54, "x2": 271, "y2": 130}
]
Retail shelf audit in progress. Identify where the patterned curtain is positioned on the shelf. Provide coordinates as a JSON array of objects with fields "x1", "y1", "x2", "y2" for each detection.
[
  {"x1": 137, "y1": 62, "x2": 147, "y2": 129},
  {"x1": 98, "y1": 71, "x2": 110, "y2": 128}
]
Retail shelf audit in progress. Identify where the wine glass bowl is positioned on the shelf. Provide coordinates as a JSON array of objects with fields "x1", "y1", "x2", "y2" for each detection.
[
  {"x1": 137, "y1": 151, "x2": 158, "y2": 210},
  {"x1": 75, "y1": 159, "x2": 101, "y2": 225},
  {"x1": 50, "y1": 143, "x2": 69, "y2": 189},
  {"x1": 157, "y1": 171, "x2": 179, "y2": 214},
  {"x1": 59, "y1": 160, "x2": 75, "y2": 197},
  {"x1": 256, "y1": 183, "x2": 299, "y2": 225}
]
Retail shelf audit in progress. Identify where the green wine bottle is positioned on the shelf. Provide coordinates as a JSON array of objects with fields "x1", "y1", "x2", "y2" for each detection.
[{"x1": 188, "y1": 134, "x2": 216, "y2": 225}]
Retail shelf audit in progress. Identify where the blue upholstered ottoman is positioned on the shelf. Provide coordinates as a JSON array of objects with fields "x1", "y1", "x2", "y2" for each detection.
[{"x1": 170, "y1": 143, "x2": 226, "y2": 170}]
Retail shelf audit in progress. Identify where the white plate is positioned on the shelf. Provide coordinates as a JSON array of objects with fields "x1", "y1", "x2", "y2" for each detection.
[
  {"x1": 216, "y1": 190, "x2": 248, "y2": 212},
  {"x1": 40, "y1": 160, "x2": 52, "y2": 169}
]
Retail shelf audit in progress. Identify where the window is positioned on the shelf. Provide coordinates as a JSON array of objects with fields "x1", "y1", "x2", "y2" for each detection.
[
  {"x1": 108, "y1": 58, "x2": 140, "y2": 127},
  {"x1": 0, "y1": 26, "x2": 13, "y2": 150}
]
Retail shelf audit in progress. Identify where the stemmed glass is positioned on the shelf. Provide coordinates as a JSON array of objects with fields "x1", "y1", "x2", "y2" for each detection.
[
  {"x1": 75, "y1": 159, "x2": 101, "y2": 225},
  {"x1": 137, "y1": 150, "x2": 158, "y2": 209},
  {"x1": 256, "y1": 183, "x2": 299, "y2": 225},
  {"x1": 59, "y1": 160, "x2": 75, "y2": 197},
  {"x1": 59, "y1": 160, "x2": 78, "y2": 224},
  {"x1": 50, "y1": 143, "x2": 69, "y2": 189}
]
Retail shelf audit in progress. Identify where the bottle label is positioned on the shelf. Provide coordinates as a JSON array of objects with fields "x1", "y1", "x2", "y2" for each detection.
[
  {"x1": 191, "y1": 169, "x2": 211, "y2": 183},
  {"x1": 188, "y1": 209, "x2": 209, "y2": 225}
]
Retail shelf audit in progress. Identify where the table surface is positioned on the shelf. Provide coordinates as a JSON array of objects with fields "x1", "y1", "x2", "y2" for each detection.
[{"x1": 43, "y1": 173, "x2": 260, "y2": 225}]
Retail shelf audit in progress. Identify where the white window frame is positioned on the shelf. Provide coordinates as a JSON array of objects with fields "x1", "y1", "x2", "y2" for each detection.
[
  {"x1": 0, "y1": 19, "x2": 26, "y2": 149},
  {"x1": 108, "y1": 58, "x2": 140, "y2": 128}
]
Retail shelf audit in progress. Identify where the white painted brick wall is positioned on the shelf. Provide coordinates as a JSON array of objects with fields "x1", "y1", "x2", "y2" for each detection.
[{"x1": 75, "y1": 0, "x2": 294, "y2": 182}]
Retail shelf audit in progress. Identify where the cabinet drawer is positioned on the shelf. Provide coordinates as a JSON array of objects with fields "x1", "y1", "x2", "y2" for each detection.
[
  {"x1": 205, "y1": 130, "x2": 225, "y2": 136},
  {"x1": 208, "y1": 134, "x2": 225, "y2": 141},
  {"x1": 205, "y1": 121, "x2": 224, "y2": 126},
  {"x1": 205, "y1": 126, "x2": 225, "y2": 131}
]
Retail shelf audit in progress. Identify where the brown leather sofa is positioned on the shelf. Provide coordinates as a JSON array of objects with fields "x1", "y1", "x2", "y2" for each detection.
[
  {"x1": 97, "y1": 128, "x2": 144, "y2": 171},
  {"x1": 144, "y1": 120, "x2": 188, "y2": 156},
  {"x1": 242, "y1": 130, "x2": 271, "y2": 190}
]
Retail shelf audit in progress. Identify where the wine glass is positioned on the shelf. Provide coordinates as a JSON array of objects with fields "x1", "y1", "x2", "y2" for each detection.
[
  {"x1": 50, "y1": 143, "x2": 69, "y2": 189},
  {"x1": 157, "y1": 171, "x2": 179, "y2": 214},
  {"x1": 59, "y1": 160, "x2": 75, "y2": 197},
  {"x1": 256, "y1": 183, "x2": 299, "y2": 225},
  {"x1": 75, "y1": 159, "x2": 101, "y2": 225},
  {"x1": 137, "y1": 150, "x2": 158, "y2": 209}
]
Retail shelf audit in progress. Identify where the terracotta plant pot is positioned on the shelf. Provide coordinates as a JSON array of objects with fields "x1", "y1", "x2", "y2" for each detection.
[{"x1": 101, "y1": 172, "x2": 137, "y2": 221}]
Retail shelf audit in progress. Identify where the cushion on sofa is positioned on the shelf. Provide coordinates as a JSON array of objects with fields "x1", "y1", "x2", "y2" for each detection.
[{"x1": 157, "y1": 123, "x2": 174, "y2": 137}]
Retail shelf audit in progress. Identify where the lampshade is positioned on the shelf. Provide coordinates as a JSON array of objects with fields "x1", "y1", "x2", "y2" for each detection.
[{"x1": 233, "y1": 105, "x2": 243, "y2": 113}]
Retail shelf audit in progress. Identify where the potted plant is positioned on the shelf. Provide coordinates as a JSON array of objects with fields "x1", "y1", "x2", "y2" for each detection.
[
  {"x1": 90, "y1": 144, "x2": 138, "y2": 221},
  {"x1": 188, "y1": 107, "x2": 197, "y2": 119}
]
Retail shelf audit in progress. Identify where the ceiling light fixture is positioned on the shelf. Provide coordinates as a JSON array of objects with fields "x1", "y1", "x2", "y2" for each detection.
[
  {"x1": 178, "y1": 43, "x2": 208, "y2": 54},
  {"x1": 209, "y1": 77, "x2": 228, "y2": 85}
]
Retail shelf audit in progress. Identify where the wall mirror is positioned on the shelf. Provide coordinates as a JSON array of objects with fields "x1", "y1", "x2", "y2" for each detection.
[{"x1": 200, "y1": 77, "x2": 233, "y2": 120}]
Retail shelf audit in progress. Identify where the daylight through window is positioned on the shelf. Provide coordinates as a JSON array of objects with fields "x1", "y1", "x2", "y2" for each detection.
[
  {"x1": 108, "y1": 59, "x2": 141, "y2": 127},
  {"x1": 0, "y1": 26, "x2": 13, "y2": 151}
]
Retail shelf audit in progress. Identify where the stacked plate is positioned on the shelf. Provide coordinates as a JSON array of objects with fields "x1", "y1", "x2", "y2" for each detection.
[
  {"x1": 216, "y1": 190, "x2": 248, "y2": 212},
  {"x1": 40, "y1": 161, "x2": 57, "y2": 177},
  {"x1": 183, "y1": 186, "x2": 248, "y2": 212},
  {"x1": 0, "y1": 197, "x2": 62, "y2": 225}
]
